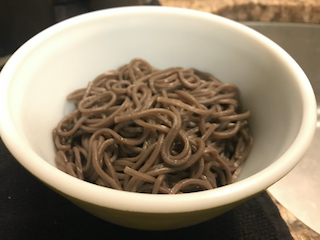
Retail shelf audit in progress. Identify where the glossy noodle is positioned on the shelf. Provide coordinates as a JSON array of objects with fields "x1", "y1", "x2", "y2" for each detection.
[{"x1": 53, "y1": 58, "x2": 253, "y2": 194}]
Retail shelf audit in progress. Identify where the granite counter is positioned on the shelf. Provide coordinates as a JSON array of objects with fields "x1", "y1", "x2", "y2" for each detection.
[{"x1": 160, "y1": 0, "x2": 320, "y2": 23}]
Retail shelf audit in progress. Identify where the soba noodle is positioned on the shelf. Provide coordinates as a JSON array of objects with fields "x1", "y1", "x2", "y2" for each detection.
[{"x1": 53, "y1": 58, "x2": 253, "y2": 194}]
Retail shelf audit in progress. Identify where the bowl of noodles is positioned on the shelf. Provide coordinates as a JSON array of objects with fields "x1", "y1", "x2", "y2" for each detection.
[{"x1": 0, "y1": 6, "x2": 316, "y2": 230}]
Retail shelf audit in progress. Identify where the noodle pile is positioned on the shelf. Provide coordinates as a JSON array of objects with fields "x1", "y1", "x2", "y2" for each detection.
[{"x1": 53, "y1": 58, "x2": 253, "y2": 194}]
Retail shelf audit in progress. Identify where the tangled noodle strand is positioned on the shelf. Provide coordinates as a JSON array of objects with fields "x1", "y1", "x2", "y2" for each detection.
[{"x1": 53, "y1": 58, "x2": 253, "y2": 194}]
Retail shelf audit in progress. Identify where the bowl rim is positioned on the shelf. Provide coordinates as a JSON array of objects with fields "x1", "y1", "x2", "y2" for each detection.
[{"x1": 0, "y1": 6, "x2": 317, "y2": 213}]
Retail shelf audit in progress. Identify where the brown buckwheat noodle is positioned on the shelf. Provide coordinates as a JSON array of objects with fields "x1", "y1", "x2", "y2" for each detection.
[{"x1": 53, "y1": 58, "x2": 253, "y2": 194}]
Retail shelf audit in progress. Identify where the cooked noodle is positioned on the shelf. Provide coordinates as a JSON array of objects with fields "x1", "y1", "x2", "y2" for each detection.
[{"x1": 53, "y1": 58, "x2": 253, "y2": 194}]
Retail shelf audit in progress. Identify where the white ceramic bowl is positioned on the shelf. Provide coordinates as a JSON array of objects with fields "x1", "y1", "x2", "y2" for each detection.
[{"x1": 0, "y1": 6, "x2": 316, "y2": 230}]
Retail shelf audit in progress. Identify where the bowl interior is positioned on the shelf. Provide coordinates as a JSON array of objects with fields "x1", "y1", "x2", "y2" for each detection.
[{"x1": 0, "y1": 7, "x2": 314, "y2": 209}]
